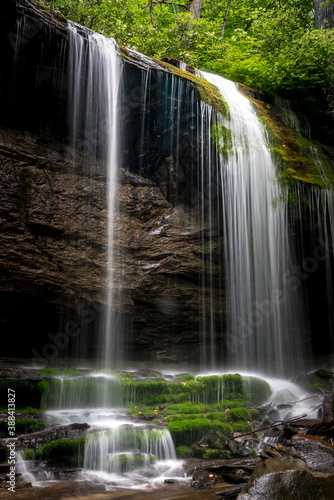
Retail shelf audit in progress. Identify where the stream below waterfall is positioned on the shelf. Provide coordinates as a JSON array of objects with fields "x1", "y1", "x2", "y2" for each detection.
[{"x1": 12, "y1": 370, "x2": 324, "y2": 496}]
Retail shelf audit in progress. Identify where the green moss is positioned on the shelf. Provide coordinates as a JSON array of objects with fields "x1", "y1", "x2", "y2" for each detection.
[
  {"x1": 203, "y1": 449, "x2": 231, "y2": 460},
  {"x1": 165, "y1": 414, "x2": 207, "y2": 422},
  {"x1": 22, "y1": 449, "x2": 35, "y2": 460},
  {"x1": 231, "y1": 422, "x2": 249, "y2": 433},
  {"x1": 226, "y1": 407, "x2": 249, "y2": 421},
  {"x1": 39, "y1": 368, "x2": 84, "y2": 377},
  {"x1": 157, "y1": 59, "x2": 230, "y2": 117},
  {"x1": 40, "y1": 371, "x2": 270, "y2": 410},
  {"x1": 41, "y1": 437, "x2": 86, "y2": 465},
  {"x1": 296, "y1": 369, "x2": 334, "y2": 393},
  {"x1": 206, "y1": 412, "x2": 227, "y2": 422},
  {"x1": 242, "y1": 89, "x2": 334, "y2": 188},
  {"x1": 176, "y1": 445, "x2": 194, "y2": 458},
  {"x1": 212, "y1": 123, "x2": 234, "y2": 160},
  {"x1": 249, "y1": 409, "x2": 260, "y2": 420},
  {"x1": 16, "y1": 419, "x2": 46, "y2": 434},
  {"x1": 313, "y1": 369, "x2": 334, "y2": 379},
  {"x1": 168, "y1": 418, "x2": 233, "y2": 447},
  {"x1": 175, "y1": 374, "x2": 196, "y2": 381}
]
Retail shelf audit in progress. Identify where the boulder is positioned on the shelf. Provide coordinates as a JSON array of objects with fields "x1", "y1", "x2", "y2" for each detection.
[
  {"x1": 238, "y1": 457, "x2": 334, "y2": 499},
  {"x1": 291, "y1": 434, "x2": 334, "y2": 474}
]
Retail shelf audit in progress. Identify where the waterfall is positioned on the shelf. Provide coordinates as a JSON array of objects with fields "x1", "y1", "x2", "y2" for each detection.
[
  {"x1": 201, "y1": 72, "x2": 309, "y2": 375},
  {"x1": 68, "y1": 24, "x2": 122, "y2": 369},
  {"x1": 83, "y1": 427, "x2": 176, "y2": 473}
]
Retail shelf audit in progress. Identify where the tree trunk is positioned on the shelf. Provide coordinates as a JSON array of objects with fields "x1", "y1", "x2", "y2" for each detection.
[
  {"x1": 313, "y1": 0, "x2": 334, "y2": 29},
  {"x1": 220, "y1": 0, "x2": 232, "y2": 39},
  {"x1": 187, "y1": 0, "x2": 203, "y2": 19}
]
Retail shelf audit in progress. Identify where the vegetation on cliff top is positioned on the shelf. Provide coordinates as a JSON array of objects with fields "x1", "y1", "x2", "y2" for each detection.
[{"x1": 41, "y1": 0, "x2": 334, "y2": 110}]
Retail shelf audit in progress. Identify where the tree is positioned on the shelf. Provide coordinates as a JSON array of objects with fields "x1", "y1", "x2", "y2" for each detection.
[
  {"x1": 220, "y1": 0, "x2": 232, "y2": 39},
  {"x1": 187, "y1": 0, "x2": 203, "y2": 19},
  {"x1": 314, "y1": 0, "x2": 334, "y2": 29}
]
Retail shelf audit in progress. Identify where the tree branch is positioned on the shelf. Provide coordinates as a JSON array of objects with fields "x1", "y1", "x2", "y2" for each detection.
[
  {"x1": 220, "y1": 0, "x2": 232, "y2": 40},
  {"x1": 231, "y1": 413, "x2": 308, "y2": 440},
  {"x1": 141, "y1": 0, "x2": 188, "y2": 10}
]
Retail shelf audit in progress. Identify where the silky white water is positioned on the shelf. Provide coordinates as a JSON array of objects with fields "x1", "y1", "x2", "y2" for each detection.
[
  {"x1": 68, "y1": 24, "x2": 121, "y2": 370},
  {"x1": 201, "y1": 72, "x2": 309, "y2": 375}
]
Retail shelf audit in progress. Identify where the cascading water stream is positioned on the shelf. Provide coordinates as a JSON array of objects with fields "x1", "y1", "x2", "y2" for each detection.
[
  {"x1": 201, "y1": 72, "x2": 309, "y2": 376},
  {"x1": 68, "y1": 23, "x2": 121, "y2": 370},
  {"x1": 59, "y1": 25, "x2": 184, "y2": 488}
]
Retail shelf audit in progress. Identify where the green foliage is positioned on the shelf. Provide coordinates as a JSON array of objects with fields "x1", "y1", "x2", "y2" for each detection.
[
  {"x1": 176, "y1": 445, "x2": 194, "y2": 458},
  {"x1": 40, "y1": 0, "x2": 334, "y2": 110}
]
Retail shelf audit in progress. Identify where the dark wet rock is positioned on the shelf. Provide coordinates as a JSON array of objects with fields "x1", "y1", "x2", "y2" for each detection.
[
  {"x1": 192, "y1": 467, "x2": 222, "y2": 489},
  {"x1": 322, "y1": 394, "x2": 334, "y2": 423},
  {"x1": 0, "y1": 368, "x2": 41, "y2": 380},
  {"x1": 0, "y1": 422, "x2": 90, "y2": 450},
  {"x1": 238, "y1": 468, "x2": 334, "y2": 500},
  {"x1": 296, "y1": 369, "x2": 334, "y2": 393},
  {"x1": 291, "y1": 434, "x2": 334, "y2": 473},
  {"x1": 215, "y1": 483, "x2": 247, "y2": 498},
  {"x1": 191, "y1": 457, "x2": 262, "y2": 490},
  {"x1": 51, "y1": 467, "x2": 82, "y2": 480},
  {"x1": 206, "y1": 457, "x2": 263, "y2": 473}
]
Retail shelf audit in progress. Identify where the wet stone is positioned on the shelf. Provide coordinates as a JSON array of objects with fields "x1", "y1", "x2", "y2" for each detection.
[{"x1": 291, "y1": 434, "x2": 334, "y2": 473}]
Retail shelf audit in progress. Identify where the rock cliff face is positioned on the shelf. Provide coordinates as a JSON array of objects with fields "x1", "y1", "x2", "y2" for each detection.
[{"x1": 0, "y1": 0, "x2": 225, "y2": 364}]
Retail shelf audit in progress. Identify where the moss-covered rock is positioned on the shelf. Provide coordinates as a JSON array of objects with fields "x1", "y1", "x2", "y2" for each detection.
[
  {"x1": 42, "y1": 371, "x2": 271, "y2": 409},
  {"x1": 296, "y1": 369, "x2": 334, "y2": 393},
  {"x1": 41, "y1": 437, "x2": 86, "y2": 465},
  {"x1": 239, "y1": 86, "x2": 334, "y2": 188}
]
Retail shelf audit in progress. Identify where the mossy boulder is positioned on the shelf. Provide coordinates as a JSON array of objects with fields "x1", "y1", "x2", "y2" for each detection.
[{"x1": 296, "y1": 369, "x2": 334, "y2": 393}]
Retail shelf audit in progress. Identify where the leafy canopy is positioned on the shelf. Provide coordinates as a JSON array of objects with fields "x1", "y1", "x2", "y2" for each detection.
[{"x1": 41, "y1": 0, "x2": 334, "y2": 103}]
